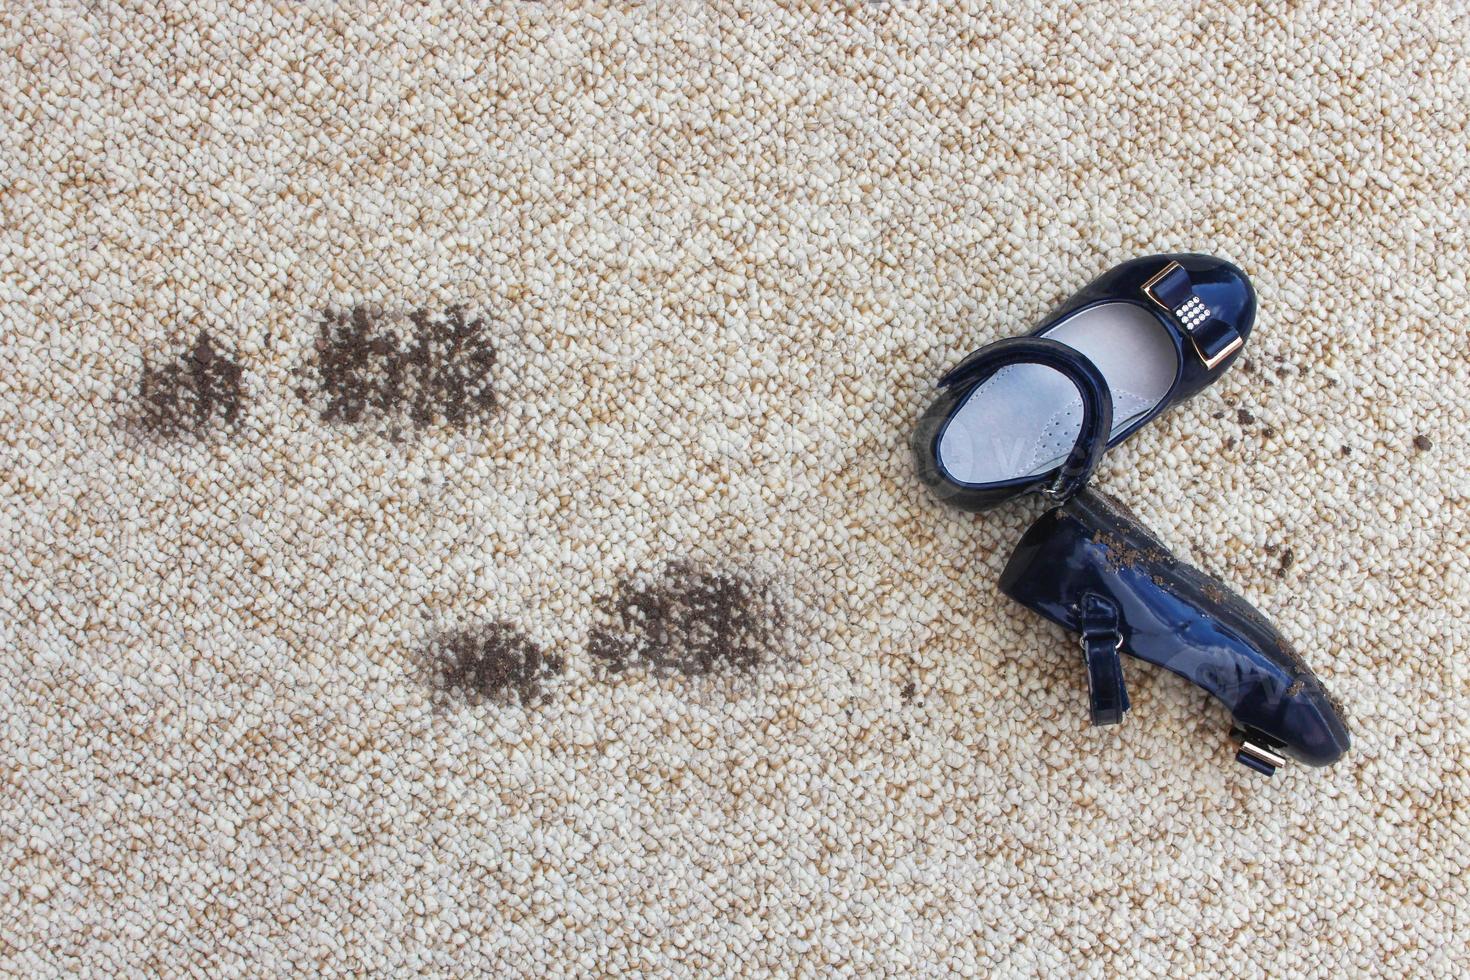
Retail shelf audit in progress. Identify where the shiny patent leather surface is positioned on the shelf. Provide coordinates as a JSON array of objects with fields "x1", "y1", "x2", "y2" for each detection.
[
  {"x1": 999, "y1": 489, "x2": 1350, "y2": 768},
  {"x1": 913, "y1": 253, "x2": 1255, "y2": 512},
  {"x1": 1033, "y1": 252, "x2": 1255, "y2": 418}
]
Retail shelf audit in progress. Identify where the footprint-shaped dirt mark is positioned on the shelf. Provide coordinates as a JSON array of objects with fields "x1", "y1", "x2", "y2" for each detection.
[
  {"x1": 307, "y1": 305, "x2": 497, "y2": 432},
  {"x1": 422, "y1": 621, "x2": 565, "y2": 707},
  {"x1": 137, "y1": 330, "x2": 243, "y2": 436},
  {"x1": 589, "y1": 561, "x2": 790, "y2": 678}
]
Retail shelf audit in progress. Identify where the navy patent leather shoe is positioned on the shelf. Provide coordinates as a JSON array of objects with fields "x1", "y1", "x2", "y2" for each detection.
[
  {"x1": 914, "y1": 254, "x2": 1255, "y2": 511},
  {"x1": 999, "y1": 489, "x2": 1350, "y2": 775}
]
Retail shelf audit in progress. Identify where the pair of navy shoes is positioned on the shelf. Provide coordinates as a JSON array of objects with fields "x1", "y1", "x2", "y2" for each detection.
[{"x1": 912, "y1": 255, "x2": 1349, "y2": 776}]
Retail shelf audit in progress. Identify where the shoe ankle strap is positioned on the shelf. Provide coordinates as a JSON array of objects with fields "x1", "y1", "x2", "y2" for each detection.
[
  {"x1": 937, "y1": 336, "x2": 1114, "y2": 502},
  {"x1": 1078, "y1": 593, "x2": 1130, "y2": 726}
]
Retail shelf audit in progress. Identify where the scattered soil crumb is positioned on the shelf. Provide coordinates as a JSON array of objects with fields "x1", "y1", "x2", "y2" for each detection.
[
  {"x1": 1277, "y1": 548, "x2": 1295, "y2": 577},
  {"x1": 423, "y1": 621, "x2": 564, "y2": 707},
  {"x1": 1091, "y1": 528, "x2": 1170, "y2": 573},
  {"x1": 137, "y1": 330, "x2": 243, "y2": 436},
  {"x1": 589, "y1": 561, "x2": 789, "y2": 677},
  {"x1": 308, "y1": 305, "x2": 497, "y2": 432},
  {"x1": 1413, "y1": 434, "x2": 1432, "y2": 452},
  {"x1": 900, "y1": 681, "x2": 916, "y2": 702},
  {"x1": 1236, "y1": 407, "x2": 1255, "y2": 425},
  {"x1": 1340, "y1": 445, "x2": 1352, "y2": 457}
]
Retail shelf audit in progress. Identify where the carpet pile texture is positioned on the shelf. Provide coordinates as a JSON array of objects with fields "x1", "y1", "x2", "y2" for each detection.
[{"x1": 2, "y1": 1, "x2": 1466, "y2": 974}]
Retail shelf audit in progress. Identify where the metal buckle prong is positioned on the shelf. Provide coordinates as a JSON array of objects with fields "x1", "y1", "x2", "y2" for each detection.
[
  {"x1": 1079, "y1": 631, "x2": 1123, "y2": 653},
  {"x1": 1041, "y1": 469, "x2": 1068, "y2": 497}
]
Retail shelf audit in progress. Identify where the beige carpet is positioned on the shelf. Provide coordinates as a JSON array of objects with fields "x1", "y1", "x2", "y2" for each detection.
[{"x1": 2, "y1": 1, "x2": 1466, "y2": 974}]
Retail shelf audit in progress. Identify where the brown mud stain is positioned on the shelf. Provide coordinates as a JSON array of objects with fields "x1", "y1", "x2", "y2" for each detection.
[
  {"x1": 589, "y1": 561, "x2": 790, "y2": 678},
  {"x1": 1092, "y1": 529, "x2": 1170, "y2": 574},
  {"x1": 307, "y1": 305, "x2": 497, "y2": 432},
  {"x1": 422, "y1": 621, "x2": 564, "y2": 707},
  {"x1": 137, "y1": 330, "x2": 243, "y2": 436}
]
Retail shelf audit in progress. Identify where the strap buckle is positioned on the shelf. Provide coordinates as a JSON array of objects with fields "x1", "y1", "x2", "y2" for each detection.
[
  {"x1": 1142, "y1": 261, "x2": 1243, "y2": 370},
  {"x1": 1041, "y1": 468, "x2": 1070, "y2": 498}
]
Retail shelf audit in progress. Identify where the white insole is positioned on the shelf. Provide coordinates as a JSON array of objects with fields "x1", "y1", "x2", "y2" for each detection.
[{"x1": 936, "y1": 303, "x2": 1177, "y2": 484}]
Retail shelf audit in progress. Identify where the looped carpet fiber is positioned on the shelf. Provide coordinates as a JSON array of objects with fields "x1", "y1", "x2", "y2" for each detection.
[{"x1": 2, "y1": 2, "x2": 1466, "y2": 975}]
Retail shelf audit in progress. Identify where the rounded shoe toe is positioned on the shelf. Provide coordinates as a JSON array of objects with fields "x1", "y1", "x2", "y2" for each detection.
[{"x1": 1279, "y1": 680, "x2": 1351, "y2": 767}]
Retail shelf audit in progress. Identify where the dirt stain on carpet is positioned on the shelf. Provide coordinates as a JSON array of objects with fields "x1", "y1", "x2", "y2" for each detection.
[
  {"x1": 422, "y1": 621, "x2": 564, "y2": 707},
  {"x1": 136, "y1": 330, "x2": 244, "y2": 436},
  {"x1": 306, "y1": 305, "x2": 497, "y2": 433},
  {"x1": 589, "y1": 561, "x2": 789, "y2": 678}
]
